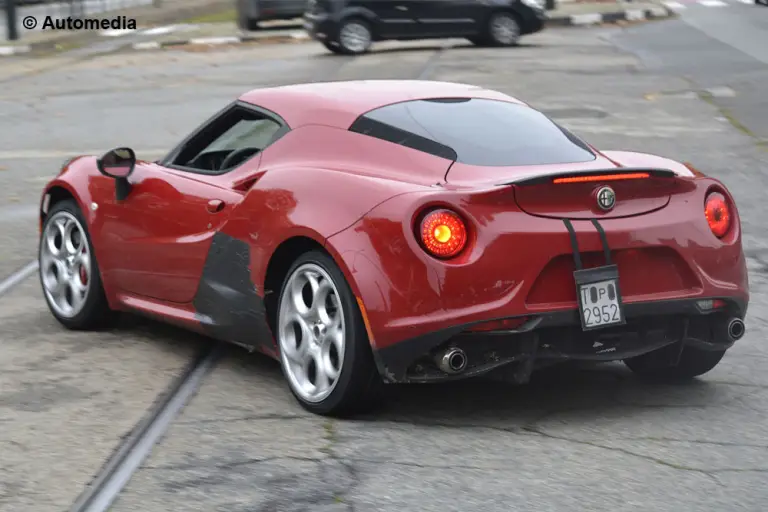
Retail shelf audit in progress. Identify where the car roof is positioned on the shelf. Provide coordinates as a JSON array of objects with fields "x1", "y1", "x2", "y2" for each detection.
[{"x1": 237, "y1": 80, "x2": 527, "y2": 129}]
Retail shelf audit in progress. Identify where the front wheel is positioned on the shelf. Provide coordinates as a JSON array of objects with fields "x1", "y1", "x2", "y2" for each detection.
[
  {"x1": 38, "y1": 199, "x2": 117, "y2": 330},
  {"x1": 276, "y1": 250, "x2": 382, "y2": 416},
  {"x1": 624, "y1": 344, "x2": 726, "y2": 379},
  {"x1": 486, "y1": 11, "x2": 522, "y2": 47}
]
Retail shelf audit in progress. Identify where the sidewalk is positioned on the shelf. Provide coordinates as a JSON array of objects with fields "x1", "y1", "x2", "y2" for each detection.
[{"x1": 0, "y1": 0, "x2": 675, "y2": 57}]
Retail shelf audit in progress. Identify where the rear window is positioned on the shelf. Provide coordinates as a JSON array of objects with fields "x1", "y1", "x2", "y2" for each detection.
[{"x1": 349, "y1": 98, "x2": 596, "y2": 167}]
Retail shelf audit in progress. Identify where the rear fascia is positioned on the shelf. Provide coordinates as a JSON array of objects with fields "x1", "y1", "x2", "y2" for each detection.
[{"x1": 326, "y1": 175, "x2": 748, "y2": 378}]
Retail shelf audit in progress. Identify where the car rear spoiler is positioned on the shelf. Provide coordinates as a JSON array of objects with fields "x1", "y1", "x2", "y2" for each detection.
[{"x1": 502, "y1": 167, "x2": 680, "y2": 187}]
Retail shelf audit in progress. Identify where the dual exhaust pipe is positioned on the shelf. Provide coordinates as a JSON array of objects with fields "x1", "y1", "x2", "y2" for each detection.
[{"x1": 432, "y1": 318, "x2": 745, "y2": 374}]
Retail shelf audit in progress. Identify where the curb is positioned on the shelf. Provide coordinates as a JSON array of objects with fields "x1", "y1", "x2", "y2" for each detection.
[
  {"x1": 546, "y1": 5, "x2": 674, "y2": 25},
  {"x1": 130, "y1": 31, "x2": 310, "y2": 51}
]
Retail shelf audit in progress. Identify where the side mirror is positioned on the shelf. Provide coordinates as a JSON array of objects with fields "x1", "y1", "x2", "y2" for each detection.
[
  {"x1": 96, "y1": 147, "x2": 136, "y2": 201},
  {"x1": 97, "y1": 147, "x2": 136, "y2": 179}
]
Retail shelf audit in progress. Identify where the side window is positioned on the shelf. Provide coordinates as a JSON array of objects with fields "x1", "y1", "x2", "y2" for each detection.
[{"x1": 170, "y1": 105, "x2": 285, "y2": 173}]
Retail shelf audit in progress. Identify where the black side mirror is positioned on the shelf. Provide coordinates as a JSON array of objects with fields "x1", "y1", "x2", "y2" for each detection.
[{"x1": 97, "y1": 147, "x2": 136, "y2": 201}]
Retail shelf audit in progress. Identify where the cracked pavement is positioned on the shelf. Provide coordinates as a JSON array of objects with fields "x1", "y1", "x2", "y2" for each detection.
[{"x1": 1, "y1": 21, "x2": 767, "y2": 512}]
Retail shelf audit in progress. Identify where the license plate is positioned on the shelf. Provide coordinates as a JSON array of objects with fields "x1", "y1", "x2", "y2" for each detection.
[{"x1": 574, "y1": 264, "x2": 625, "y2": 331}]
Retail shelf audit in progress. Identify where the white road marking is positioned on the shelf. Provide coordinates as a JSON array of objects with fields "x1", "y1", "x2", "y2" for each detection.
[
  {"x1": 662, "y1": 1, "x2": 687, "y2": 10},
  {"x1": 100, "y1": 29, "x2": 136, "y2": 37},
  {"x1": 570, "y1": 13, "x2": 603, "y2": 25},
  {"x1": 188, "y1": 36, "x2": 241, "y2": 45},
  {"x1": 699, "y1": 0, "x2": 727, "y2": 6}
]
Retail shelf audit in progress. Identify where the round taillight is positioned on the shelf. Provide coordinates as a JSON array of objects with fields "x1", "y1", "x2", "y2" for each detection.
[
  {"x1": 705, "y1": 192, "x2": 731, "y2": 238},
  {"x1": 419, "y1": 209, "x2": 468, "y2": 259}
]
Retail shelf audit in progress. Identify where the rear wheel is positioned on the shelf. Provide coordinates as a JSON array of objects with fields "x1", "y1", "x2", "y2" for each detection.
[
  {"x1": 486, "y1": 11, "x2": 521, "y2": 47},
  {"x1": 624, "y1": 344, "x2": 726, "y2": 379},
  {"x1": 276, "y1": 250, "x2": 382, "y2": 416},
  {"x1": 38, "y1": 199, "x2": 117, "y2": 330},
  {"x1": 335, "y1": 18, "x2": 373, "y2": 55}
]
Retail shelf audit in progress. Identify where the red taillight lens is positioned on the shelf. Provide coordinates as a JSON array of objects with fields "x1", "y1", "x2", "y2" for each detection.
[
  {"x1": 419, "y1": 209, "x2": 467, "y2": 259},
  {"x1": 705, "y1": 192, "x2": 731, "y2": 238}
]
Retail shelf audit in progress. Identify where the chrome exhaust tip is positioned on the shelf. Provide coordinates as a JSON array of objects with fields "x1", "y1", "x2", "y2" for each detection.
[
  {"x1": 435, "y1": 347, "x2": 468, "y2": 374},
  {"x1": 727, "y1": 318, "x2": 745, "y2": 341}
]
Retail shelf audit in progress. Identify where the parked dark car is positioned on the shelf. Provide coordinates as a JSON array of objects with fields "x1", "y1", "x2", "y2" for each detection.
[
  {"x1": 237, "y1": 0, "x2": 307, "y2": 30},
  {"x1": 303, "y1": 0, "x2": 546, "y2": 55}
]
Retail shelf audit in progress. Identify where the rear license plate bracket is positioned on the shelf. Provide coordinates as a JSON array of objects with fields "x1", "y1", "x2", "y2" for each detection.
[{"x1": 574, "y1": 264, "x2": 626, "y2": 331}]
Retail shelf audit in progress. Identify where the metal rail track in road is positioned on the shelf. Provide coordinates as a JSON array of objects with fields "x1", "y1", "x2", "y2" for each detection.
[
  {"x1": 68, "y1": 344, "x2": 222, "y2": 512},
  {"x1": 0, "y1": 43, "x2": 452, "y2": 511},
  {"x1": 0, "y1": 260, "x2": 39, "y2": 297}
]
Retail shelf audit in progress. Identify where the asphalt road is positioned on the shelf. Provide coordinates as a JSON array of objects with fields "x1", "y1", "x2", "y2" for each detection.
[{"x1": 1, "y1": 16, "x2": 767, "y2": 512}]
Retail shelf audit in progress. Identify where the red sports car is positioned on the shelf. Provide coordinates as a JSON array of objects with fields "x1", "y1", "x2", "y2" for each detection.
[{"x1": 37, "y1": 80, "x2": 749, "y2": 416}]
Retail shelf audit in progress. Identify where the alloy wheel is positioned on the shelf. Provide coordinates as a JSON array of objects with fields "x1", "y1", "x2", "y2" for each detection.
[
  {"x1": 39, "y1": 211, "x2": 92, "y2": 319},
  {"x1": 490, "y1": 14, "x2": 520, "y2": 45},
  {"x1": 278, "y1": 263, "x2": 346, "y2": 403},
  {"x1": 338, "y1": 21, "x2": 371, "y2": 53}
]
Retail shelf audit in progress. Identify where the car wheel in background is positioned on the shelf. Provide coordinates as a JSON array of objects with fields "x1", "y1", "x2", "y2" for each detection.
[
  {"x1": 336, "y1": 18, "x2": 373, "y2": 55},
  {"x1": 276, "y1": 250, "x2": 382, "y2": 416},
  {"x1": 486, "y1": 11, "x2": 522, "y2": 47},
  {"x1": 38, "y1": 199, "x2": 117, "y2": 330},
  {"x1": 624, "y1": 344, "x2": 727, "y2": 379}
]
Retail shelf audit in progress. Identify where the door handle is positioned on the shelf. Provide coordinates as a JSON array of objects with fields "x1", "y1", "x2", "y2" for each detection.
[
  {"x1": 395, "y1": 5, "x2": 408, "y2": 10},
  {"x1": 207, "y1": 199, "x2": 225, "y2": 213}
]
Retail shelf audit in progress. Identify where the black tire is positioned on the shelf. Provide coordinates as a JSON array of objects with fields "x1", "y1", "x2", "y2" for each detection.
[
  {"x1": 335, "y1": 18, "x2": 373, "y2": 55},
  {"x1": 275, "y1": 250, "x2": 383, "y2": 416},
  {"x1": 38, "y1": 199, "x2": 118, "y2": 330},
  {"x1": 486, "y1": 11, "x2": 522, "y2": 47},
  {"x1": 323, "y1": 41, "x2": 345, "y2": 54},
  {"x1": 624, "y1": 344, "x2": 726, "y2": 379}
]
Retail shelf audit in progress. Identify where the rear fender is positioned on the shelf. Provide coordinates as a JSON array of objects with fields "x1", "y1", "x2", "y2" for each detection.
[{"x1": 218, "y1": 167, "x2": 430, "y2": 290}]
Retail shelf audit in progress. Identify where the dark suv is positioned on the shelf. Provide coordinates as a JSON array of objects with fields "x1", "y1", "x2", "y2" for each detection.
[{"x1": 303, "y1": 0, "x2": 546, "y2": 55}]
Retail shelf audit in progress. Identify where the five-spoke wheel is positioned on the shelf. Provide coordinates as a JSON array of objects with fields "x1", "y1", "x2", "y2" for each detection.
[
  {"x1": 38, "y1": 199, "x2": 115, "y2": 329},
  {"x1": 276, "y1": 250, "x2": 381, "y2": 416}
]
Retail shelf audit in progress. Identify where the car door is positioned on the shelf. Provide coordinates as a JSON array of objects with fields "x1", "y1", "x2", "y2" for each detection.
[
  {"x1": 414, "y1": 0, "x2": 484, "y2": 36},
  {"x1": 96, "y1": 102, "x2": 287, "y2": 304},
  {"x1": 354, "y1": 0, "x2": 418, "y2": 38},
  {"x1": 95, "y1": 164, "x2": 238, "y2": 303}
]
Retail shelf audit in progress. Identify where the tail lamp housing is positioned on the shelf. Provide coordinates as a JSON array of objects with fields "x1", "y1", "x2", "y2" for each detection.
[
  {"x1": 704, "y1": 191, "x2": 731, "y2": 238},
  {"x1": 417, "y1": 208, "x2": 468, "y2": 259}
]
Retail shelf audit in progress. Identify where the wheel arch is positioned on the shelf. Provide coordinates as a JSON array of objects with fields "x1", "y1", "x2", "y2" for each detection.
[{"x1": 261, "y1": 234, "x2": 366, "y2": 337}]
